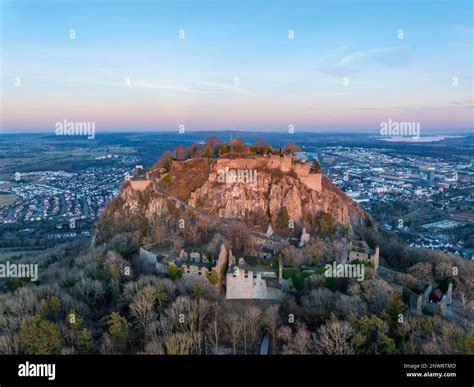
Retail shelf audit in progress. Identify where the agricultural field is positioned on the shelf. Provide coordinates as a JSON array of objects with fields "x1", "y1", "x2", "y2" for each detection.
[{"x1": 0, "y1": 193, "x2": 18, "y2": 207}]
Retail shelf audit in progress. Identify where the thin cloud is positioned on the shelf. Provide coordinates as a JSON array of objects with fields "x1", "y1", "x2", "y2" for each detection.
[
  {"x1": 320, "y1": 46, "x2": 412, "y2": 77},
  {"x1": 193, "y1": 80, "x2": 254, "y2": 96}
]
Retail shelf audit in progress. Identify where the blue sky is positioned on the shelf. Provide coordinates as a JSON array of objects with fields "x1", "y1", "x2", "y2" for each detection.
[{"x1": 1, "y1": 0, "x2": 473, "y2": 133}]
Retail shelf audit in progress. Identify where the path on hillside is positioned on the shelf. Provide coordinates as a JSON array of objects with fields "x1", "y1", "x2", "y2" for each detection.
[
  {"x1": 402, "y1": 207, "x2": 422, "y2": 219},
  {"x1": 377, "y1": 264, "x2": 403, "y2": 283},
  {"x1": 154, "y1": 186, "x2": 229, "y2": 227},
  {"x1": 153, "y1": 184, "x2": 283, "y2": 243},
  {"x1": 259, "y1": 331, "x2": 272, "y2": 355}
]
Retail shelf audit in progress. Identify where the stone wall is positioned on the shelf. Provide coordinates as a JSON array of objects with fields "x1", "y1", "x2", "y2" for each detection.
[
  {"x1": 211, "y1": 155, "x2": 322, "y2": 192},
  {"x1": 226, "y1": 267, "x2": 282, "y2": 300},
  {"x1": 372, "y1": 246, "x2": 380, "y2": 269},
  {"x1": 215, "y1": 157, "x2": 263, "y2": 171},
  {"x1": 139, "y1": 247, "x2": 157, "y2": 265},
  {"x1": 299, "y1": 173, "x2": 322, "y2": 192},
  {"x1": 181, "y1": 264, "x2": 209, "y2": 277},
  {"x1": 139, "y1": 247, "x2": 168, "y2": 274},
  {"x1": 293, "y1": 163, "x2": 310, "y2": 176},
  {"x1": 405, "y1": 283, "x2": 453, "y2": 317},
  {"x1": 130, "y1": 180, "x2": 151, "y2": 191},
  {"x1": 267, "y1": 155, "x2": 292, "y2": 172},
  {"x1": 423, "y1": 283, "x2": 453, "y2": 316},
  {"x1": 348, "y1": 246, "x2": 379, "y2": 270}
]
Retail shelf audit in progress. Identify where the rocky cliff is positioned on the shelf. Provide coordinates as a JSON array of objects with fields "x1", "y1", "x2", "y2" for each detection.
[
  {"x1": 99, "y1": 156, "x2": 368, "y2": 240},
  {"x1": 187, "y1": 161, "x2": 364, "y2": 226}
]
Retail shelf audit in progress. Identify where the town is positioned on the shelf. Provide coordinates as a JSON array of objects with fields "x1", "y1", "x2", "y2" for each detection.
[
  {"x1": 1, "y1": 135, "x2": 472, "y2": 262},
  {"x1": 300, "y1": 145, "x2": 474, "y2": 259}
]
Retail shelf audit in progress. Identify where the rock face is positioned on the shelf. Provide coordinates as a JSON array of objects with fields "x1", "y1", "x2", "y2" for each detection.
[
  {"x1": 188, "y1": 157, "x2": 363, "y2": 226},
  {"x1": 103, "y1": 155, "x2": 367, "y2": 236},
  {"x1": 119, "y1": 181, "x2": 167, "y2": 218},
  {"x1": 299, "y1": 228, "x2": 310, "y2": 247}
]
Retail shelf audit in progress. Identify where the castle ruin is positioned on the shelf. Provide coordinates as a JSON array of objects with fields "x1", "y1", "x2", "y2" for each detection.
[{"x1": 211, "y1": 154, "x2": 322, "y2": 192}]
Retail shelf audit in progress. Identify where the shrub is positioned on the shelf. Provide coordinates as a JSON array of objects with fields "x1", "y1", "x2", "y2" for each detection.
[
  {"x1": 421, "y1": 317, "x2": 433, "y2": 335},
  {"x1": 161, "y1": 174, "x2": 173, "y2": 184},
  {"x1": 38, "y1": 296, "x2": 61, "y2": 321},
  {"x1": 277, "y1": 207, "x2": 290, "y2": 230},
  {"x1": 19, "y1": 315, "x2": 64, "y2": 354},
  {"x1": 107, "y1": 312, "x2": 130, "y2": 350},
  {"x1": 168, "y1": 263, "x2": 182, "y2": 281},
  {"x1": 207, "y1": 269, "x2": 218, "y2": 285},
  {"x1": 76, "y1": 328, "x2": 96, "y2": 354},
  {"x1": 219, "y1": 145, "x2": 231, "y2": 155}
]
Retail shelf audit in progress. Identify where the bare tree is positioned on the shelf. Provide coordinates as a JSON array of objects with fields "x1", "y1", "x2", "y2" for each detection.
[
  {"x1": 238, "y1": 314, "x2": 249, "y2": 354},
  {"x1": 301, "y1": 288, "x2": 335, "y2": 322},
  {"x1": 188, "y1": 142, "x2": 202, "y2": 158},
  {"x1": 255, "y1": 139, "x2": 271, "y2": 154},
  {"x1": 206, "y1": 302, "x2": 220, "y2": 354},
  {"x1": 407, "y1": 262, "x2": 433, "y2": 284},
  {"x1": 225, "y1": 314, "x2": 240, "y2": 354},
  {"x1": 360, "y1": 278, "x2": 393, "y2": 315},
  {"x1": 282, "y1": 142, "x2": 300, "y2": 155},
  {"x1": 293, "y1": 322, "x2": 311, "y2": 354},
  {"x1": 175, "y1": 145, "x2": 189, "y2": 161},
  {"x1": 281, "y1": 245, "x2": 304, "y2": 266},
  {"x1": 245, "y1": 306, "x2": 262, "y2": 353},
  {"x1": 230, "y1": 139, "x2": 246, "y2": 154},
  {"x1": 227, "y1": 222, "x2": 249, "y2": 252},
  {"x1": 151, "y1": 221, "x2": 171, "y2": 247},
  {"x1": 156, "y1": 150, "x2": 174, "y2": 170},
  {"x1": 164, "y1": 332, "x2": 195, "y2": 354},
  {"x1": 263, "y1": 305, "x2": 279, "y2": 353},
  {"x1": 99, "y1": 333, "x2": 114, "y2": 354},
  {"x1": 314, "y1": 320, "x2": 355, "y2": 354},
  {"x1": 196, "y1": 298, "x2": 211, "y2": 354},
  {"x1": 129, "y1": 285, "x2": 157, "y2": 339},
  {"x1": 277, "y1": 323, "x2": 311, "y2": 354},
  {"x1": 144, "y1": 338, "x2": 165, "y2": 354},
  {"x1": 186, "y1": 221, "x2": 203, "y2": 247}
]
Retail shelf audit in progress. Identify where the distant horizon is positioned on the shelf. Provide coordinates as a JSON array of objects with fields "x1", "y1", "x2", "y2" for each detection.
[{"x1": 0, "y1": 128, "x2": 472, "y2": 136}]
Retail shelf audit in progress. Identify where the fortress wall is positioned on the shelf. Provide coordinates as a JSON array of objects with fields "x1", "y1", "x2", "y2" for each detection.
[
  {"x1": 300, "y1": 173, "x2": 322, "y2": 192},
  {"x1": 226, "y1": 268, "x2": 268, "y2": 299},
  {"x1": 211, "y1": 156, "x2": 322, "y2": 192},
  {"x1": 268, "y1": 155, "x2": 292, "y2": 172},
  {"x1": 211, "y1": 158, "x2": 263, "y2": 182},
  {"x1": 181, "y1": 264, "x2": 209, "y2": 277},
  {"x1": 349, "y1": 251, "x2": 369, "y2": 261},
  {"x1": 155, "y1": 262, "x2": 168, "y2": 274},
  {"x1": 293, "y1": 163, "x2": 310, "y2": 176},
  {"x1": 139, "y1": 247, "x2": 157, "y2": 265},
  {"x1": 139, "y1": 247, "x2": 168, "y2": 274},
  {"x1": 372, "y1": 246, "x2": 380, "y2": 269},
  {"x1": 215, "y1": 158, "x2": 262, "y2": 170},
  {"x1": 130, "y1": 180, "x2": 151, "y2": 191}
]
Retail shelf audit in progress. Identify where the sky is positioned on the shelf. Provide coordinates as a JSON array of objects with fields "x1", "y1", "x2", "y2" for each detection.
[{"x1": 0, "y1": 0, "x2": 473, "y2": 134}]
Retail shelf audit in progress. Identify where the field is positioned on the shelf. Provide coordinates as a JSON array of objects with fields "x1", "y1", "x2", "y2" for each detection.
[
  {"x1": 0, "y1": 193, "x2": 18, "y2": 207},
  {"x1": 0, "y1": 249, "x2": 41, "y2": 261}
]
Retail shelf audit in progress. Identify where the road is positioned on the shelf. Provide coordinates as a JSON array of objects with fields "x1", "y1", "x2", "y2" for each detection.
[{"x1": 259, "y1": 331, "x2": 272, "y2": 355}]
